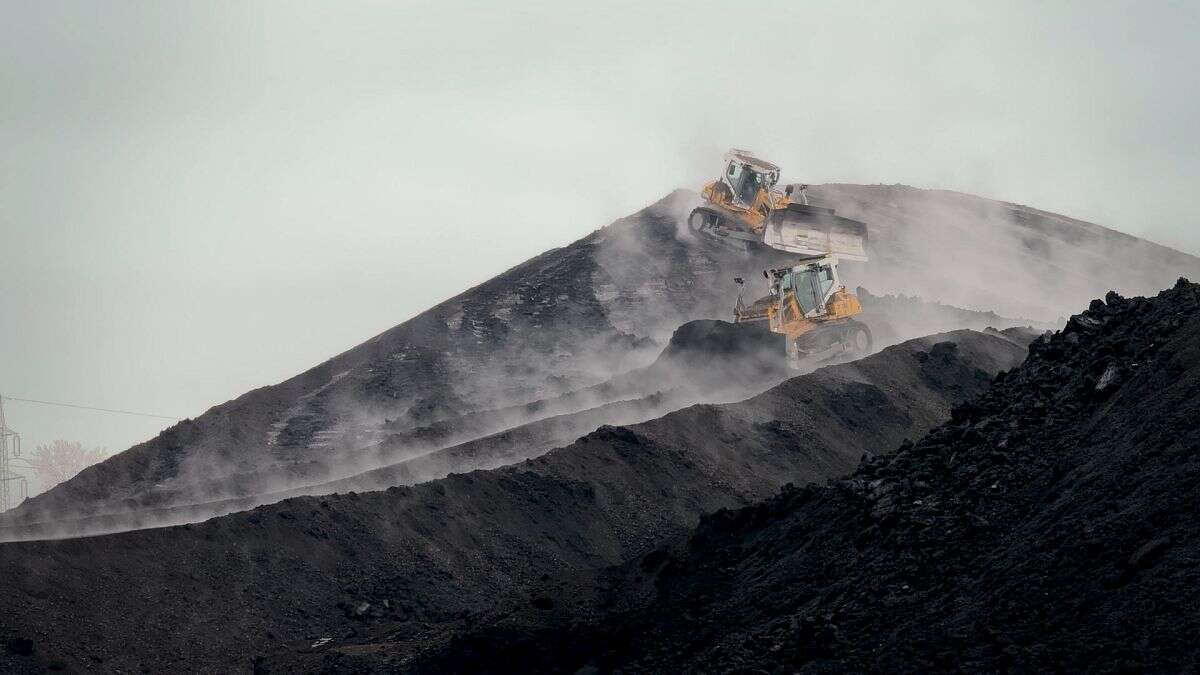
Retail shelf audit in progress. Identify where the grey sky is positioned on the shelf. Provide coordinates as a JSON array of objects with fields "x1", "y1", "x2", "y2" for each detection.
[{"x1": 2, "y1": 1, "x2": 1198, "y2": 491}]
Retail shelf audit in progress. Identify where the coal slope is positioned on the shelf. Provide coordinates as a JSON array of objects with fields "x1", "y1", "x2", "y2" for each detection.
[
  {"x1": 309, "y1": 319, "x2": 788, "y2": 497},
  {"x1": 418, "y1": 280, "x2": 1200, "y2": 674},
  {"x1": 11, "y1": 186, "x2": 1198, "y2": 527},
  {"x1": 0, "y1": 331, "x2": 1028, "y2": 674},
  {"x1": 2, "y1": 192, "x2": 800, "y2": 526},
  {"x1": 315, "y1": 322, "x2": 1034, "y2": 499},
  {"x1": 329, "y1": 295, "x2": 1047, "y2": 495},
  {"x1": 350, "y1": 293, "x2": 1046, "y2": 482},
  {"x1": 0, "y1": 303, "x2": 1039, "y2": 543},
  {"x1": 0, "y1": 321, "x2": 784, "y2": 541}
]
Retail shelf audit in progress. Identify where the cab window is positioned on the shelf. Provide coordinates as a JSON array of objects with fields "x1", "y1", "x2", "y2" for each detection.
[
  {"x1": 793, "y1": 268, "x2": 821, "y2": 315},
  {"x1": 779, "y1": 271, "x2": 793, "y2": 292},
  {"x1": 737, "y1": 169, "x2": 762, "y2": 204},
  {"x1": 819, "y1": 266, "x2": 836, "y2": 296}
]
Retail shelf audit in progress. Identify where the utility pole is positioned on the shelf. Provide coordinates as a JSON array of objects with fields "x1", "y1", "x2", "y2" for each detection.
[{"x1": 0, "y1": 395, "x2": 29, "y2": 511}]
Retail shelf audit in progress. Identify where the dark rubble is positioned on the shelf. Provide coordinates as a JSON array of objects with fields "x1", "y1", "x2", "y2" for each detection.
[
  {"x1": 0, "y1": 330, "x2": 1028, "y2": 673},
  {"x1": 409, "y1": 279, "x2": 1200, "y2": 674}
]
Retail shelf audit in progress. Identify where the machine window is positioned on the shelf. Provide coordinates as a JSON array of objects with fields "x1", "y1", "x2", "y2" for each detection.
[
  {"x1": 819, "y1": 266, "x2": 836, "y2": 296},
  {"x1": 793, "y1": 268, "x2": 821, "y2": 315},
  {"x1": 736, "y1": 169, "x2": 761, "y2": 205}
]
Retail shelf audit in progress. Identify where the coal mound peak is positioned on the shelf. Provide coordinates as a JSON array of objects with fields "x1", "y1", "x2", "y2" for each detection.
[{"x1": 410, "y1": 279, "x2": 1200, "y2": 673}]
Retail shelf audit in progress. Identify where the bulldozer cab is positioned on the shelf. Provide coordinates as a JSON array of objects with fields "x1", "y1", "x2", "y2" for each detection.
[
  {"x1": 690, "y1": 149, "x2": 792, "y2": 243},
  {"x1": 773, "y1": 261, "x2": 837, "y2": 318},
  {"x1": 722, "y1": 151, "x2": 780, "y2": 208}
]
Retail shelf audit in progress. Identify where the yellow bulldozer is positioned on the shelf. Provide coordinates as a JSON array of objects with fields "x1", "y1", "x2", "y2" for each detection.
[
  {"x1": 691, "y1": 149, "x2": 873, "y2": 368},
  {"x1": 689, "y1": 149, "x2": 868, "y2": 260},
  {"x1": 734, "y1": 257, "x2": 872, "y2": 369}
]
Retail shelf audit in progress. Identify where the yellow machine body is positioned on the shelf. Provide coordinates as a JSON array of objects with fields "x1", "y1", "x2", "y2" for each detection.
[
  {"x1": 767, "y1": 288, "x2": 862, "y2": 340},
  {"x1": 736, "y1": 285, "x2": 862, "y2": 340},
  {"x1": 699, "y1": 177, "x2": 791, "y2": 234},
  {"x1": 733, "y1": 256, "x2": 871, "y2": 367},
  {"x1": 689, "y1": 149, "x2": 869, "y2": 260},
  {"x1": 697, "y1": 149, "x2": 873, "y2": 367}
]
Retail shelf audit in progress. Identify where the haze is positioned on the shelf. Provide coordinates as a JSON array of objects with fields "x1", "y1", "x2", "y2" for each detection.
[{"x1": 2, "y1": 1, "x2": 1197, "y2": 493}]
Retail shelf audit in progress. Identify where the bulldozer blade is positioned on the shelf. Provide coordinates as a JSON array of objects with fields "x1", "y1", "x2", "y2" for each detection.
[{"x1": 763, "y1": 204, "x2": 869, "y2": 261}]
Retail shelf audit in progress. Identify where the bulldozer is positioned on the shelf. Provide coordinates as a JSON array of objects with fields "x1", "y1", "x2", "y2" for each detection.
[
  {"x1": 689, "y1": 149, "x2": 868, "y2": 260},
  {"x1": 693, "y1": 149, "x2": 872, "y2": 368},
  {"x1": 734, "y1": 257, "x2": 872, "y2": 369}
]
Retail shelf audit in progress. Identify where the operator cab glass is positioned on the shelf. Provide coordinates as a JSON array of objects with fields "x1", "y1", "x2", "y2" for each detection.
[
  {"x1": 776, "y1": 266, "x2": 822, "y2": 316},
  {"x1": 727, "y1": 161, "x2": 765, "y2": 206},
  {"x1": 778, "y1": 270, "x2": 794, "y2": 292},
  {"x1": 818, "y1": 265, "x2": 836, "y2": 297}
]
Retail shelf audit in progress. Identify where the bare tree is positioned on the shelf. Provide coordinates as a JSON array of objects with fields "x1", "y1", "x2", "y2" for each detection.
[{"x1": 29, "y1": 440, "x2": 107, "y2": 491}]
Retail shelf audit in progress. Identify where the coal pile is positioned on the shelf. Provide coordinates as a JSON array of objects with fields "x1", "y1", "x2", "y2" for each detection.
[
  {"x1": 301, "y1": 320, "x2": 786, "y2": 498},
  {"x1": 9, "y1": 186, "x2": 1196, "y2": 530},
  {"x1": 409, "y1": 279, "x2": 1200, "y2": 673},
  {"x1": 0, "y1": 298, "x2": 1038, "y2": 543},
  {"x1": 652, "y1": 319, "x2": 783, "y2": 376},
  {"x1": 0, "y1": 331, "x2": 1028, "y2": 673}
]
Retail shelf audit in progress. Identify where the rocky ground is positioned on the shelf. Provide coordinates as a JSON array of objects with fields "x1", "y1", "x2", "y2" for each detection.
[
  {"x1": 0, "y1": 329, "x2": 1028, "y2": 673},
  {"x1": 6, "y1": 185, "x2": 1195, "y2": 529},
  {"x1": 403, "y1": 279, "x2": 1200, "y2": 674}
]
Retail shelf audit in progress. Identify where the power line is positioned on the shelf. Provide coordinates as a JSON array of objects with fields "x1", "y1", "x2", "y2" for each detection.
[{"x1": 2, "y1": 396, "x2": 181, "y2": 421}]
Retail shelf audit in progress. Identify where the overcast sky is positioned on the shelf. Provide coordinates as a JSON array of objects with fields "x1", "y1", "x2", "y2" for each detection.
[{"x1": 2, "y1": 1, "x2": 1198, "y2": 489}]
